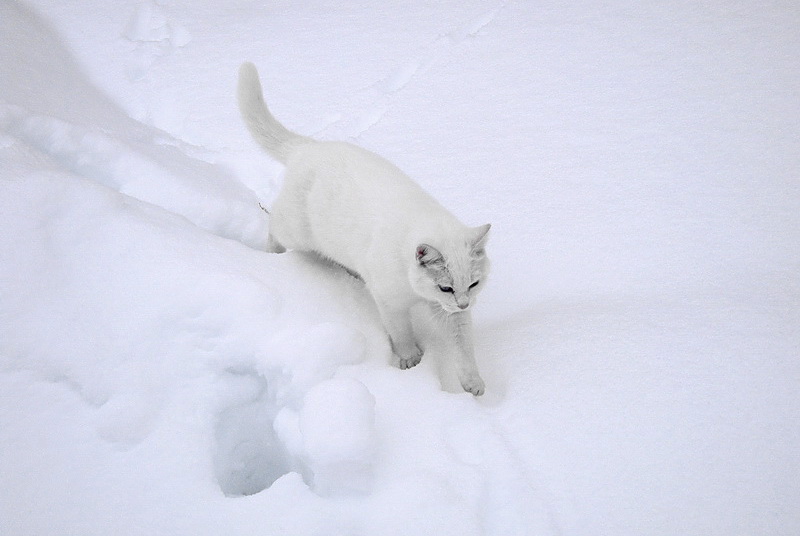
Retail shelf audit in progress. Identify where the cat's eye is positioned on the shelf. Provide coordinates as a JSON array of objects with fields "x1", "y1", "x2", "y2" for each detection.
[
  {"x1": 469, "y1": 280, "x2": 480, "y2": 289},
  {"x1": 438, "y1": 285, "x2": 454, "y2": 293}
]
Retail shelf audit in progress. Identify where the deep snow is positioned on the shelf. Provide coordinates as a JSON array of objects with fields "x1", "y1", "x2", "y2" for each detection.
[{"x1": 1, "y1": 1, "x2": 799, "y2": 535}]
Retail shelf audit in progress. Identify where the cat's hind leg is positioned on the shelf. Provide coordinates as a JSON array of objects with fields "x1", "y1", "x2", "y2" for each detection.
[{"x1": 266, "y1": 232, "x2": 286, "y2": 253}]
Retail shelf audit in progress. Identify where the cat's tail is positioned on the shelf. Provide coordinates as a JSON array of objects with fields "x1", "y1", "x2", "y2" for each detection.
[{"x1": 237, "y1": 62, "x2": 310, "y2": 164}]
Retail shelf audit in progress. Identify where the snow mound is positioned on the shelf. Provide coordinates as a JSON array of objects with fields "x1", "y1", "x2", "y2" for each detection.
[{"x1": 299, "y1": 378, "x2": 377, "y2": 495}]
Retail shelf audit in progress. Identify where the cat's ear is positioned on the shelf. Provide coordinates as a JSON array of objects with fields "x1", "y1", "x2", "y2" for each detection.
[
  {"x1": 469, "y1": 224, "x2": 491, "y2": 253},
  {"x1": 416, "y1": 244, "x2": 443, "y2": 267}
]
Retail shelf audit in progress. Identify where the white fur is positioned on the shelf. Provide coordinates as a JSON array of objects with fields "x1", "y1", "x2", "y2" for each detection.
[{"x1": 238, "y1": 62, "x2": 491, "y2": 395}]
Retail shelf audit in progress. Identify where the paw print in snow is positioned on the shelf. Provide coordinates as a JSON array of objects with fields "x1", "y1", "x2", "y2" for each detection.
[{"x1": 123, "y1": 1, "x2": 191, "y2": 80}]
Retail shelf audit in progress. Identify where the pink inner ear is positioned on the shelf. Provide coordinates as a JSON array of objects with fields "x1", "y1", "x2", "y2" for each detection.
[{"x1": 417, "y1": 246, "x2": 426, "y2": 258}]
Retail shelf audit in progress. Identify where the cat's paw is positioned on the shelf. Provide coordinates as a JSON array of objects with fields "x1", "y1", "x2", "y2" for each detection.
[
  {"x1": 397, "y1": 348, "x2": 423, "y2": 370},
  {"x1": 460, "y1": 374, "x2": 485, "y2": 396}
]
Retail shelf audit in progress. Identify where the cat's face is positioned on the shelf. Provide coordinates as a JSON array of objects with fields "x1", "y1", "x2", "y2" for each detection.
[{"x1": 410, "y1": 224, "x2": 491, "y2": 314}]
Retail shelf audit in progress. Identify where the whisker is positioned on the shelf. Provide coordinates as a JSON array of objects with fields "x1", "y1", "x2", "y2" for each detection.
[{"x1": 430, "y1": 304, "x2": 450, "y2": 329}]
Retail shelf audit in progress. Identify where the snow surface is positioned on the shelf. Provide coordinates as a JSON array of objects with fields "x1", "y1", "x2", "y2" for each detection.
[{"x1": 1, "y1": 1, "x2": 799, "y2": 534}]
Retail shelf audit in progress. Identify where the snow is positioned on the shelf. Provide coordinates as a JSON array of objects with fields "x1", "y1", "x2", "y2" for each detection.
[
  {"x1": 298, "y1": 378, "x2": 377, "y2": 496},
  {"x1": 1, "y1": 0, "x2": 799, "y2": 534}
]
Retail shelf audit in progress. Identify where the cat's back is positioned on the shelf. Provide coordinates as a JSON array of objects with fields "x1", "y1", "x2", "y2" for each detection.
[
  {"x1": 278, "y1": 139, "x2": 460, "y2": 271},
  {"x1": 287, "y1": 140, "x2": 442, "y2": 216}
]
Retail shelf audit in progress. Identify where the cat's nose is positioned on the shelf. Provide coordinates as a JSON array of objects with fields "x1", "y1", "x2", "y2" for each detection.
[{"x1": 458, "y1": 302, "x2": 469, "y2": 310}]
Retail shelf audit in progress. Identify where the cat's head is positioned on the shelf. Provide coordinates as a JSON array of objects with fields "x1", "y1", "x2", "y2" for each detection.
[{"x1": 409, "y1": 224, "x2": 491, "y2": 314}]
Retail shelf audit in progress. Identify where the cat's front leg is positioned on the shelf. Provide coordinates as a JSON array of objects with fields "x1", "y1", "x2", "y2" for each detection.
[
  {"x1": 376, "y1": 301, "x2": 422, "y2": 369},
  {"x1": 447, "y1": 311, "x2": 485, "y2": 396}
]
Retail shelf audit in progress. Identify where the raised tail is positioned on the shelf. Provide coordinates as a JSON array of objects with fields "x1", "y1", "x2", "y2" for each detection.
[{"x1": 237, "y1": 62, "x2": 309, "y2": 164}]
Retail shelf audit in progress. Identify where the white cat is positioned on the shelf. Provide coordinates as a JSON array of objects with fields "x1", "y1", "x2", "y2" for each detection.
[{"x1": 238, "y1": 62, "x2": 491, "y2": 395}]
